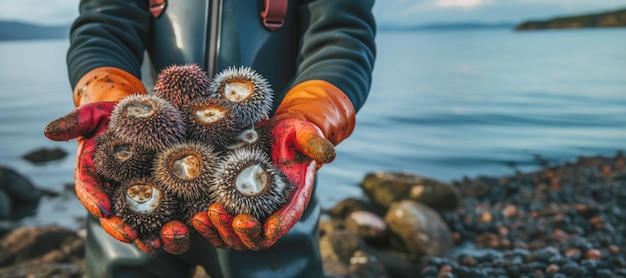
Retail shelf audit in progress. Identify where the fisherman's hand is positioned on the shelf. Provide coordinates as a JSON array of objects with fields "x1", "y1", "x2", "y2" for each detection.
[
  {"x1": 191, "y1": 117, "x2": 333, "y2": 250},
  {"x1": 44, "y1": 67, "x2": 191, "y2": 255},
  {"x1": 192, "y1": 80, "x2": 353, "y2": 250}
]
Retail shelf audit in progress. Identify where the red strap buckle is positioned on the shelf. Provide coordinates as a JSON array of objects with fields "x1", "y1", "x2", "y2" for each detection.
[
  {"x1": 261, "y1": 0, "x2": 288, "y2": 31},
  {"x1": 149, "y1": 0, "x2": 166, "y2": 18}
]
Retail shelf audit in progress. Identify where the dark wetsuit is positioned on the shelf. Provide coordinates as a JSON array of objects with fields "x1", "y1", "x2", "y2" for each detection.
[{"x1": 68, "y1": 0, "x2": 376, "y2": 277}]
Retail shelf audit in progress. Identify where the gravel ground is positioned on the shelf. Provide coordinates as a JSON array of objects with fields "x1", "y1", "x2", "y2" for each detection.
[{"x1": 419, "y1": 151, "x2": 626, "y2": 277}]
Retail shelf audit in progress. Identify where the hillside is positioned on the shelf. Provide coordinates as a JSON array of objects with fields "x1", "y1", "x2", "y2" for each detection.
[
  {"x1": 0, "y1": 21, "x2": 69, "y2": 41},
  {"x1": 516, "y1": 8, "x2": 626, "y2": 31}
]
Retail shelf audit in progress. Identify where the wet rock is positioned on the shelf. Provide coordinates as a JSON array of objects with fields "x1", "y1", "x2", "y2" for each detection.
[
  {"x1": 0, "y1": 226, "x2": 85, "y2": 277},
  {"x1": 0, "y1": 226, "x2": 84, "y2": 266},
  {"x1": 375, "y1": 249, "x2": 422, "y2": 278},
  {"x1": 319, "y1": 230, "x2": 388, "y2": 278},
  {"x1": 361, "y1": 172, "x2": 460, "y2": 211},
  {"x1": 348, "y1": 250, "x2": 388, "y2": 278},
  {"x1": 384, "y1": 200, "x2": 454, "y2": 258},
  {"x1": 319, "y1": 217, "x2": 346, "y2": 237},
  {"x1": 320, "y1": 230, "x2": 364, "y2": 264},
  {"x1": 0, "y1": 166, "x2": 41, "y2": 223},
  {"x1": 344, "y1": 210, "x2": 388, "y2": 242},
  {"x1": 22, "y1": 147, "x2": 68, "y2": 163},
  {"x1": 325, "y1": 197, "x2": 386, "y2": 219}
]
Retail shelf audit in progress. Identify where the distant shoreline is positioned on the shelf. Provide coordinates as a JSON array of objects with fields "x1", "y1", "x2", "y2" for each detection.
[
  {"x1": 0, "y1": 21, "x2": 69, "y2": 41},
  {"x1": 515, "y1": 8, "x2": 626, "y2": 31},
  {"x1": 2, "y1": 7, "x2": 626, "y2": 41}
]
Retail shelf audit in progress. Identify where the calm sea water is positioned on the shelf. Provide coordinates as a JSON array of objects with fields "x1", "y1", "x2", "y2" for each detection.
[{"x1": 1, "y1": 28, "x2": 625, "y2": 229}]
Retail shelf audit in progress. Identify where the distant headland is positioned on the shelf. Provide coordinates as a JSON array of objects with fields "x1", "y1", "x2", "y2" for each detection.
[
  {"x1": 515, "y1": 8, "x2": 626, "y2": 31},
  {"x1": 0, "y1": 21, "x2": 69, "y2": 41}
]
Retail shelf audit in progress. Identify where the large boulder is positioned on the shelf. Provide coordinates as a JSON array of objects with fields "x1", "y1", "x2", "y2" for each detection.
[
  {"x1": 361, "y1": 172, "x2": 461, "y2": 211},
  {"x1": 384, "y1": 200, "x2": 454, "y2": 258},
  {"x1": 0, "y1": 226, "x2": 85, "y2": 277},
  {"x1": 0, "y1": 166, "x2": 41, "y2": 225}
]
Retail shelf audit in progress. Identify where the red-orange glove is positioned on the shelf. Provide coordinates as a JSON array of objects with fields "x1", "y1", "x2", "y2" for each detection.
[
  {"x1": 191, "y1": 80, "x2": 356, "y2": 250},
  {"x1": 44, "y1": 67, "x2": 191, "y2": 255}
]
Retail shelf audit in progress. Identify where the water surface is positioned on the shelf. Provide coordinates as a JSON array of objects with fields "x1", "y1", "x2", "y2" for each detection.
[{"x1": 1, "y1": 28, "x2": 625, "y2": 229}]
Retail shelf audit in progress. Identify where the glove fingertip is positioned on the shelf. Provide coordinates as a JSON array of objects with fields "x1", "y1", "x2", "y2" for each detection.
[
  {"x1": 44, "y1": 115, "x2": 79, "y2": 142},
  {"x1": 136, "y1": 236, "x2": 162, "y2": 254},
  {"x1": 263, "y1": 216, "x2": 282, "y2": 240},
  {"x1": 307, "y1": 136, "x2": 336, "y2": 164},
  {"x1": 100, "y1": 217, "x2": 137, "y2": 243},
  {"x1": 161, "y1": 220, "x2": 191, "y2": 255}
]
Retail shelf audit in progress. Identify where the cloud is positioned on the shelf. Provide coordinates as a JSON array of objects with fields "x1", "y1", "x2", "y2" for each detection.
[{"x1": 437, "y1": 0, "x2": 494, "y2": 8}]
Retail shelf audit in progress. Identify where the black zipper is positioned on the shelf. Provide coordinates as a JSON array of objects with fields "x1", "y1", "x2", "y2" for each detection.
[{"x1": 206, "y1": 0, "x2": 222, "y2": 78}]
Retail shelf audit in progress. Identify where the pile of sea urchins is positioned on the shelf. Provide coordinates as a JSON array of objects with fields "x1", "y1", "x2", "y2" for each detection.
[{"x1": 93, "y1": 64, "x2": 294, "y2": 247}]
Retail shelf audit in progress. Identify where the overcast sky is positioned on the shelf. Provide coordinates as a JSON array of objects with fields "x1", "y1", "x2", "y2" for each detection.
[{"x1": 0, "y1": 0, "x2": 624, "y2": 26}]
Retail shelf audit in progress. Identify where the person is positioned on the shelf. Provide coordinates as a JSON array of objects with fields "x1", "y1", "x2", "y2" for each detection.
[{"x1": 45, "y1": 0, "x2": 376, "y2": 277}]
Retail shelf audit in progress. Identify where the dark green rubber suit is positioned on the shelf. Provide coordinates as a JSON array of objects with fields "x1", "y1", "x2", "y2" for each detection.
[{"x1": 67, "y1": 0, "x2": 376, "y2": 277}]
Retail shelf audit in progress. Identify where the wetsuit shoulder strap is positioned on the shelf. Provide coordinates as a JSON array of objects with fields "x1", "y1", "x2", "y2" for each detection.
[
  {"x1": 261, "y1": 0, "x2": 288, "y2": 30},
  {"x1": 148, "y1": 0, "x2": 286, "y2": 31},
  {"x1": 149, "y1": 0, "x2": 166, "y2": 17}
]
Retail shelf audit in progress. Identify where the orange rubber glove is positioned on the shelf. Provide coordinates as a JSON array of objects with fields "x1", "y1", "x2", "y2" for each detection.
[
  {"x1": 191, "y1": 80, "x2": 356, "y2": 250},
  {"x1": 44, "y1": 67, "x2": 191, "y2": 255}
]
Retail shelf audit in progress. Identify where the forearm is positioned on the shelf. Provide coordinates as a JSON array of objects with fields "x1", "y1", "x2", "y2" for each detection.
[
  {"x1": 67, "y1": 0, "x2": 152, "y2": 88},
  {"x1": 295, "y1": 0, "x2": 376, "y2": 112}
]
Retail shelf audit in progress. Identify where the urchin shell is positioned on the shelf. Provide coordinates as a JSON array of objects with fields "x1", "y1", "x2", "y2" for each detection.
[
  {"x1": 208, "y1": 66, "x2": 273, "y2": 126},
  {"x1": 109, "y1": 94, "x2": 186, "y2": 151},
  {"x1": 113, "y1": 178, "x2": 178, "y2": 236},
  {"x1": 209, "y1": 147, "x2": 293, "y2": 220},
  {"x1": 153, "y1": 142, "x2": 218, "y2": 201},
  {"x1": 153, "y1": 64, "x2": 210, "y2": 107},
  {"x1": 93, "y1": 131, "x2": 156, "y2": 183},
  {"x1": 226, "y1": 125, "x2": 271, "y2": 153},
  {"x1": 182, "y1": 97, "x2": 241, "y2": 149}
]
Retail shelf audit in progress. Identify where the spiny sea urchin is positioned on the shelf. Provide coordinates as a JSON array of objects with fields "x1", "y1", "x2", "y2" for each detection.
[
  {"x1": 113, "y1": 178, "x2": 177, "y2": 237},
  {"x1": 153, "y1": 141, "x2": 218, "y2": 201},
  {"x1": 208, "y1": 66, "x2": 273, "y2": 127},
  {"x1": 182, "y1": 97, "x2": 240, "y2": 149},
  {"x1": 109, "y1": 94, "x2": 186, "y2": 151},
  {"x1": 209, "y1": 147, "x2": 293, "y2": 220},
  {"x1": 153, "y1": 64, "x2": 210, "y2": 107},
  {"x1": 93, "y1": 131, "x2": 156, "y2": 183}
]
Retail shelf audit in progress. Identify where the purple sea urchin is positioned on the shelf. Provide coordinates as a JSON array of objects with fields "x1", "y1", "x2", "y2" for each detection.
[
  {"x1": 153, "y1": 142, "x2": 218, "y2": 201},
  {"x1": 113, "y1": 178, "x2": 177, "y2": 236},
  {"x1": 208, "y1": 66, "x2": 273, "y2": 126},
  {"x1": 93, "y1": 131, "x2": 156, "y2": 183},
  {"x1": 153, "y1": 64, "x2": 210, "y2": 107},
  {"x1": 109, "y1": 94, "x2": 186, "y2": 151},
  {"x1": 182, "y1": 97, "x2": 240, "y2": 149},
  {"x1": 209, "y1": 147, "x2": 293, "y2": 220}
]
